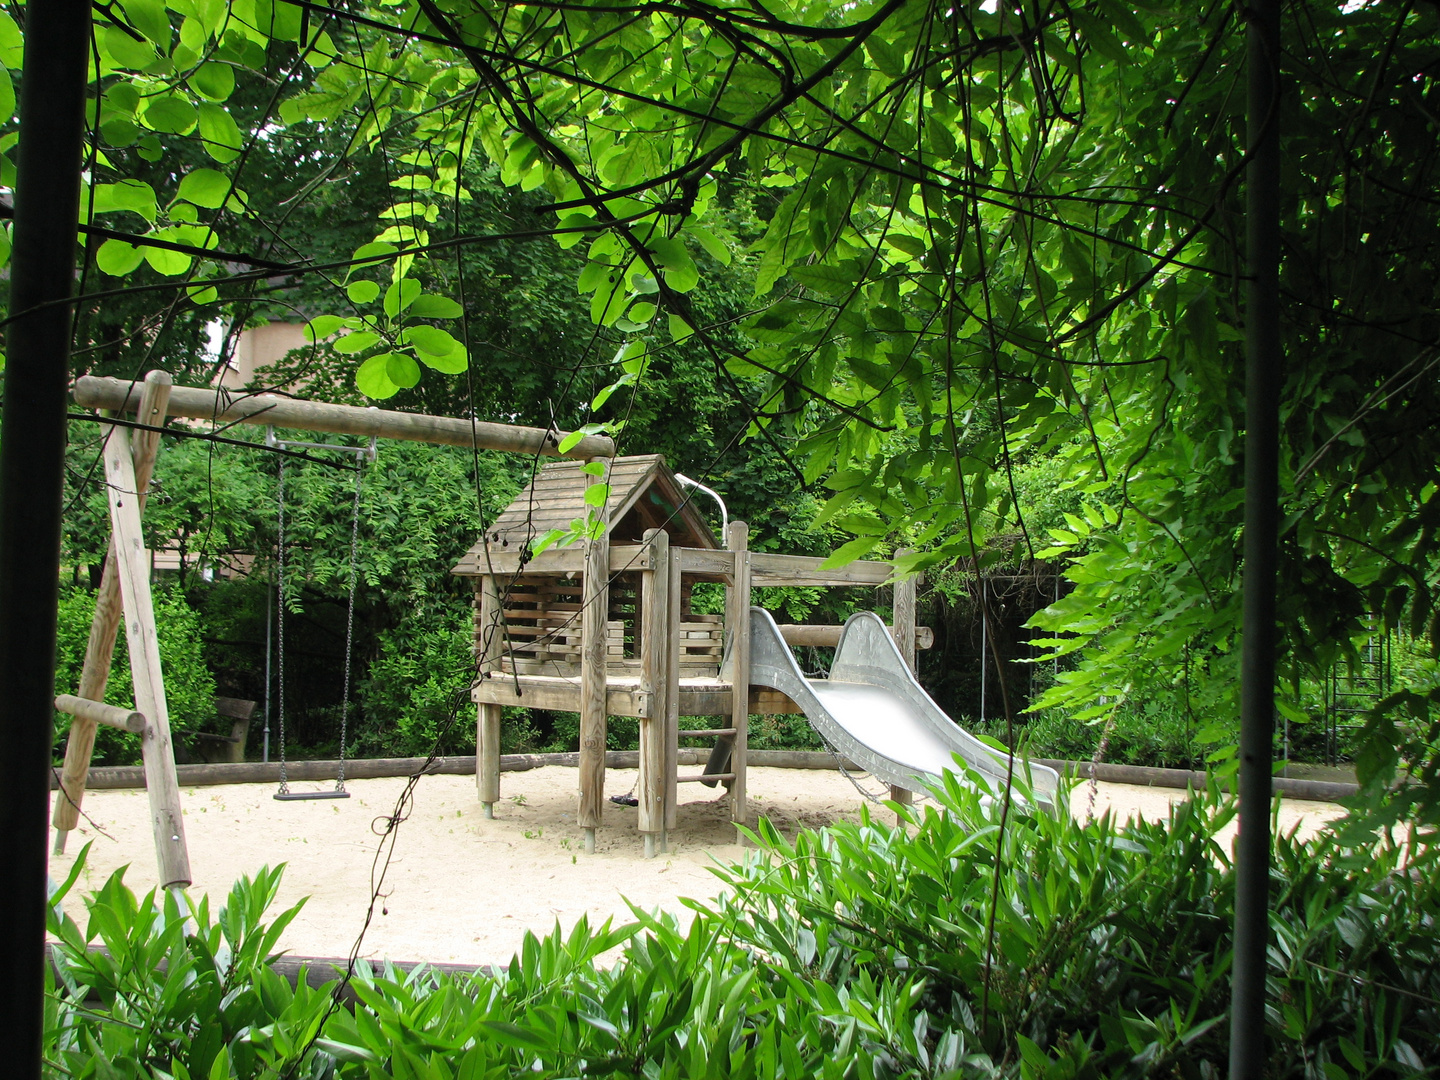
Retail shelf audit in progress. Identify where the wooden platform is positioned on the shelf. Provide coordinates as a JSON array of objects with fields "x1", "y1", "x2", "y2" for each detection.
[{"x1": 472, "y1": 673, "x2": 799, "y2": 716}]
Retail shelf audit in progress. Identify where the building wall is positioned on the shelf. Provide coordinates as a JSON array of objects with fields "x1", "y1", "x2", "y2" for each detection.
[{"x1": 216, "y1": 322, "x2": 309, "y2": 390}]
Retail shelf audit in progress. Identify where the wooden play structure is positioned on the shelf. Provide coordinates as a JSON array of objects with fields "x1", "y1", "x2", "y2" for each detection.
[
  {"x1": 453, "y1": 455, "x2": 927, "y2": 857},
  {"x1": 54, "y1": 372, "x2": 932, "y2": 878},
  {"x1": 52, "y1": 372, "x2": 614, "y2": 886}
]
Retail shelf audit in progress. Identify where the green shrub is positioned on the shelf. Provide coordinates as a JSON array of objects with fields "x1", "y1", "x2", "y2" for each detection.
[
  {"x1": 46, "y1": 778, "x2": 1440, "y2": 1077},
  {"x1": 53, "y1": 585, "x2": 217, "y2": 765},
  {"x1": 357, "y1": 606, "x2": 476, "y2": 757}
]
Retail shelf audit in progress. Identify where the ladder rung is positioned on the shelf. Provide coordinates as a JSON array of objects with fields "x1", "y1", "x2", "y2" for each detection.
[
  {"x1": 677, "y1": 772, "x2": 735, "y2": 784},
  {"x1": 677, "y1": 728, "x2": 736, "y2": 738}
]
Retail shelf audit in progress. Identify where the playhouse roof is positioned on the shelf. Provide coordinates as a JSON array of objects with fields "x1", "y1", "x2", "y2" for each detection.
[{"x1": 454, "y1": 455, "x2": 719, "y2": 571}]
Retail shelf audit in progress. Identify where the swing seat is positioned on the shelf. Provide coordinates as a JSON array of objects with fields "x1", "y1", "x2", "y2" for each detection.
[{"x1": 274, "y1": 789, "x2": 351, "y2": 801}]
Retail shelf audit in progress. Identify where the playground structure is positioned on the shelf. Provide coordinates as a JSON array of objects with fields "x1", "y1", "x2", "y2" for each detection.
[
  {"x1": 453, "y1": 455, "x2": 1055, "y2": 857},
  {"x1": 52, "y1": 372, "x2": 614, "y2": 889},
  {"x1": 54, "y1": 372, "x2": 1050, "y2": 884}
]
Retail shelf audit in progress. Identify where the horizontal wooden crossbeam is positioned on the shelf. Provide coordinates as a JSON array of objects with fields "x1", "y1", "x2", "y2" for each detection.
[
  {"x1": 74, "y1": 375, "x2": 615, "y2": 459},
  {"x1": 54, "y1": 694, "x2": 146, "y2": 734}
]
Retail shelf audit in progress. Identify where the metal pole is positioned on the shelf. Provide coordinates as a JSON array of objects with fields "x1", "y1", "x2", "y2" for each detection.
[
  {"x1": 1230, "y1": 0, "x2": 1282, "y2": 1075},
  {"x1": 979, "y1": 577, "x2": 987, "y2": 725},
  {"x1": 0, "y1": 0, "x2": 92, "y2": 1072},
  {"x1": 263, "y1": 581, "x2": 273, "y2": 763}
]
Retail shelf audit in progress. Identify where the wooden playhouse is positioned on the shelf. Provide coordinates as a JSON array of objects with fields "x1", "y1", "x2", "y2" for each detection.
[{"x1": 452, "y1": 454, "x2": 923, "y2": 856}]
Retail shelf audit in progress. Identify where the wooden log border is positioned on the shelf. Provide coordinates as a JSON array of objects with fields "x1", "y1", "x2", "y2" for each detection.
[{"x1": 50, "y1": 752, "x2": 1356, "y2": 803}]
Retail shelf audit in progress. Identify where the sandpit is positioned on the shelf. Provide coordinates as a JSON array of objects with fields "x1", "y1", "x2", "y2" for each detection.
[{"x1": 48, "y1": 765, "x2": 1344, "y2": 968}]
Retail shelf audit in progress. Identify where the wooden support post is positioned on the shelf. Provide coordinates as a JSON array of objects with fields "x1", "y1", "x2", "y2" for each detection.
[
  {"x1": 475, "y1": 575, "x2": 503, "y2": 817},
  {"x1": 889, "y1": 548, "x2": 917, "y2": 817},
  {"x1": 578, "y1": 458, "x2": 611, "y2": 852},
  {"x1": 727, "y1": 522, "x2": 751, "y2": 838},
  {"x1": 637, "y1": 529, "x2": 669, "y2": 854},
  {"x1": 102, "y1": 426, "x2": 190, "y2": 888},
  {"x1": 53, "y1": 371, "x2": 171, "y2": 853},
  {"x1": 664, "y1": 545, "x2": 682, "y2": 844}
]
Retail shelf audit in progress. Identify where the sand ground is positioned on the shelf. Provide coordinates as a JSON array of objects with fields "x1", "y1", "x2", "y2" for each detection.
[{"x1": 48, "y1": 765, "x2": 1344, "y2": 968}]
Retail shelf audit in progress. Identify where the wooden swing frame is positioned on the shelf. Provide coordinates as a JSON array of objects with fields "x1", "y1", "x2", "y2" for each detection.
[{"x1": 52, "y1": 373, "x2": 614, "y2": 887}]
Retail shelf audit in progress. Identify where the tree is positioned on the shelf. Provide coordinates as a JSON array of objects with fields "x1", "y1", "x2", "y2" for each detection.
[{"x1": 9, "y1": 0, "x2": 1438, "y2": 793}]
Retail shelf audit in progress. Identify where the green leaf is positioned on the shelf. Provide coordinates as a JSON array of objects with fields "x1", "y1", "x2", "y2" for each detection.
[
  {"x1": 407, "y1": 294, "x2": 463, "y2": 318},
  {"x1": 305, "y1": 315, "x2": 345, "y2": 342},
  {"x1": 333, "y1": 331, "x2": 381, "y2": 355},
  {"x1": 557, "y1": 430, "x2": 584, "y2": 454},
  {"x1": 0, "y1": 66, "x2": 13, "y2": 126},
  {"x1": 385, "y1": 352, "x2": 421, "y2": 388},
  {"x1": 383, "y1": 277, "x2": 421, "y2": 317},
  {"x1": 627, "y1": 301, "x2": 657, "y2": 323},
  {"x1": 355, "y1": 353, "x2": 399, "y2": 399},
  {"x1": 89, "y1": 179, "x2": 158, "y2": 223},
  {"x1": 197, "y1": 103, "x2": 243, "y2": 163},
  {"x1": 819, "y1": 536, "x2": 881, "y2": 569},
  {"x1": 120, "y1": 0, "x2": 172, "y2": 48},
  {"x1": 104, "y1": 25, "x2": 158, "y2": 69},
  {"x1": 347, "y1": 280, "x2": 381, "y2": 305},
  {"x1": 0, "y1": 12, "x2": 23, "y2": 69},
  {"x1": 188, "y1": 62, "x2": 235, "y2": 102},
  {"x1": 404, "y1": 325, "x2": 461, "y2": 357},
  {"x1": 175, "y1": 168, "x2": 231, "y2": 209},
  {"x1": 144, "y1": 243, "x2": 192, "y2": 275},
  {"x1": 96, "y1": 239, "x2": 146, "y2": 276},
  {"x1": 668, "y1": 312, "x2": 694, "y2": 342},
  {"x1": 143, "y1": 95, "x2": 197, "y2": 136},
  {"x1": 685, "y1": 224, "x2": 731, "y2": 265},
  {"x1": 584, "y1": 482, "x2": 609, "y2": 507},
  {"x1": 790, "y1": 263, "x2": 860, "y2": 296}
]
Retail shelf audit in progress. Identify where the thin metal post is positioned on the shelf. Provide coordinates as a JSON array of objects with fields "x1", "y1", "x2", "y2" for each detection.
[
  {"x1": 263, "y1": 582, "x2": 273, "y2": 762},
  {"x1": 1231, "y1": 0, "x2": 1282, "y2": 1074},
  {"x1": 0, "y1": 0, "x2": 92, "y2": 1072},
  {"x1": 979, "y1": 576, "x2": 987, "y2": 724}
]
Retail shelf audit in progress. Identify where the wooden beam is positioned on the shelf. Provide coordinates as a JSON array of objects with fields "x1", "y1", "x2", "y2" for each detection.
[
  {"x1": 727, "y1": 521, "x2": 751, "y2": 835},
  {"x1": 54, "y1": 695, "x2": 145, "y2": 734},
  {"x1": 748, "y1": 551, "x2": 893, "y2": 587},
  {"x1": 776, "y1": 624, "x2": 934, "y2": 649},
  {"x1": 102, "y1": 427, "x2": 190, "y2": 889},
  {"x1": 475, "y1": 574, "x2": 502, "y2": 816},
  {"x1": 53, "y1": 371, "x2": 171, "y2": 850},
  {"x1": 637, "y1": 529, "x2": 668, "y2": 843},
  {"x1": 892, "y1": 548, "x2": 917, "y2": 673},
  {"x1": 578, "y1": 460, "x2": 610, "y2": 848},
  {"x1": 452, "y1": 543, "x2": 648, "y2": 578},
  {"x1": 664, "y1": 544, "x2": 682, "y2": 837},
  {"x1": 888, "y1": 548, "x2": 917, "y2": 815},
  {"x1": 74, "y1": 375, "x2": 616, "y2": 459}
]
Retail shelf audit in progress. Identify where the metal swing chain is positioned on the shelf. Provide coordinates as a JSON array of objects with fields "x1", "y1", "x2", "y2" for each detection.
[
  {"x1": 277, "y1": 456, "x2": 290, "y2": 796},
  {"x1": 336, "y1": 457, "x2": 364, "y2": 792}
]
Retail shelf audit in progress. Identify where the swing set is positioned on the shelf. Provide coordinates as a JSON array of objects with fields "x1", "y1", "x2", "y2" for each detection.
[
  {"x1": 52, "y1": 371, "x2": 613, "y2": 888},
  {"x1": 265, "y1": 426, "x2": 375, "y2": 801}
]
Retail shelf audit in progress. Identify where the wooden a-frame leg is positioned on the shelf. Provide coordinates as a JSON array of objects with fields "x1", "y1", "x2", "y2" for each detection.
[
  {"x1": 103, "y1": 426, "x2": 191, "y2": 888},
  {"x1": 52, "y1": 372, "x2": 171, "y2": 855}
]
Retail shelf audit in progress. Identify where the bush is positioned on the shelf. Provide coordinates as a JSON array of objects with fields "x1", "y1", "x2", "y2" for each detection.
[
  {"x1": 357, "y1": 606, "x2": 476, "y2": 757},
  {"x1": 978, "y1": 702, "x2": 1219, "y2": 770},
  {"x1": 53, "y1": 584, "x2": 217, "y2": 765},
  {"x1": 46, "y1": 779, "x2": 1440, "y2": 1077}
]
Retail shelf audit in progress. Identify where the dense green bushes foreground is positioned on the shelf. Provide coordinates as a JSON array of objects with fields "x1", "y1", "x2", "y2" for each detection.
[{"x1": 47, "y1": 778, "x2": 1438, "y2": 1078}]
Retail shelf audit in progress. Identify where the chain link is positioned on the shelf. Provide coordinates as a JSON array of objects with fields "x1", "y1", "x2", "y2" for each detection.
[{"x1": 336, "y1": 458, "x2": 363, "y2": 792}]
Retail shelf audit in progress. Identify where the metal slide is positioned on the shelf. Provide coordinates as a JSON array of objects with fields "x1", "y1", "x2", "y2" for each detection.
[{"x1": 748, "y1": 607, "x2": 1059, "y2": 809}]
